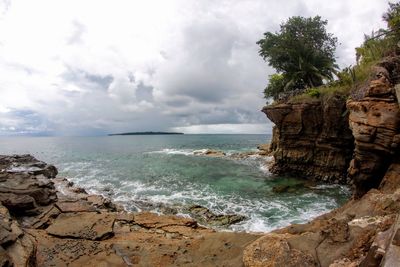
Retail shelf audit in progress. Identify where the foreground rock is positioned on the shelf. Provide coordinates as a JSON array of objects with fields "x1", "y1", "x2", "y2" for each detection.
[{"x1": 0, "y1": 155, "x2": 260, "y2": 266}]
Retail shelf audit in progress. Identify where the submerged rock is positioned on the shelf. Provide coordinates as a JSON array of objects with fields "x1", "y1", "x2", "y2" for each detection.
[{"x1": 194, "y1": 149, "x2": 226, "y2": 157}]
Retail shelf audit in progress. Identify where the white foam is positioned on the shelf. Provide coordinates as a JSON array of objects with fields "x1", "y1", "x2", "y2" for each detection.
[
  {"x1": 57, "y1": 157, "x2": 347, "y2": 233},
  {"x1": 148, "y1": 148, "x2": 195, "y2": 156}
]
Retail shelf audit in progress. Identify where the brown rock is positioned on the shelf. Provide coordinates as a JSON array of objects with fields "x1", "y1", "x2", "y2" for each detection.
[
  {"x1": 6, "y1": 234, "x2": 36, "y2": 267},
  {"x1": 55, "y1": 200, "x2": 96, "y2": 213},
  {"x1": 263, "y1": 95, "x2": 354, "y2": 183},
  {"x1": 46, "y1": 212, "x2": 115, "y2": 240},
  {"x1": 133, "y1": 212, "x2": 197, "y2": 229},
  {"x1": 0, "y1": 246, "x2": 12, "y2": 267},
  {"x1": 347, "y1": 60, "x2": 400, "y2": 198},
  {"x1": 243, "y1": 234, "x2": 317, "y2": 267}
]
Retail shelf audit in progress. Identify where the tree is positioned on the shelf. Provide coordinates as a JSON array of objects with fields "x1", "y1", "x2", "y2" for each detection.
[
  {"x1": 257, "y1": 16, "x2": 338, "y2": 99},
  {"x1": 263, "y1": 74, "x2": 286, "y2": 100},
  {"x1": 383, "y1": 2, "x2": 400, "y2": 38}
]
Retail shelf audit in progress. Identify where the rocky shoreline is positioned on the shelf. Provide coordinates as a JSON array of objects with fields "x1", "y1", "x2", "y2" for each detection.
[
  {"x1": 1, "y1": 155, "x2": 399, "y2": 266},
  {"x1": 0, "y1": 154, "x2": 262, "y2": 266}
]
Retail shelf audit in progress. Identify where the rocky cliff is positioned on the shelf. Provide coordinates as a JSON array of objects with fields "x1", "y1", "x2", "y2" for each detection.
[
  {"x1": 263, "y1": 94, "x2": 354, "y2": 183},
  {"x1": 244, "y1": 56, "x2": 400, "y2": 266},
  {"x1": 347, "y1": 57, "x2": 400, "y2": 197}
]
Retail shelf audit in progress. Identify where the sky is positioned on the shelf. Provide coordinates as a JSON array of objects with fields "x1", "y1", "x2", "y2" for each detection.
[{"x1": 0, "y1": 0, "x2": 389, "y2": 136}]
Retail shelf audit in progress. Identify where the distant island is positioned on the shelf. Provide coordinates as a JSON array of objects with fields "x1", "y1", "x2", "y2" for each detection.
[{"x1": 108, "y1": 131, "x2": 184, "y2": 136}]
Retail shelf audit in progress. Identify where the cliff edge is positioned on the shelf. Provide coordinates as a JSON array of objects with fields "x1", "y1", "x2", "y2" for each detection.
[
  {"x1": 245, "y1": 56, "x2": 400, "y2": 266},
  {"x1": 263, "y1": 93, "x2": 354, "y2": 183}
]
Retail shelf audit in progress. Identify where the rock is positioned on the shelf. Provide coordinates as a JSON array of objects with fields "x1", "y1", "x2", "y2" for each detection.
[
  {"x1": 134, "y1": 211, "x2": 198, "y2": 229},
  {"x1": 347, "y1": 57, "x2": 400, "y2": 198},
  {"x1": 257, "y1": 144, "x2": 270, "y2": 155},
  {"x1": 46, "y1": 212, "x2": 115, "y2": 240},
  {"x1": 30, "y1": 230, "x2": 125, "y2": 267},
  {"x1": 243, "y1": 234, "x2": 317, "y2": 267},
  {"x1": 0, "y1": 247, "x2": 12, "y2": 267},
  {"x1": 263, "y1": 95, "x2": 354, "y2": 183},
  {"x1": 87, "y1": 195, "x2": 119, "y2": 211},
  {"x1": 186, "y1": 205, "x2": 246, "y2": 227},
  {"x1": 55, "y1": 200, "x2": 96, "y2": 213},
  {"x1": 0, "y1": 156, "x2": 58, "y2": 216},
  {"x1": 6, "y1": 234, "x2": 36, "y2": 267},
  {"x1": 0, "y1": 194, "x2": 37, "y2": 215},
  {"x1": 194, "y1": 149, "x2": 226, "y2": 157},
  {"x1": 272, "y1": 183, "x2": 305, "y2": 193}
]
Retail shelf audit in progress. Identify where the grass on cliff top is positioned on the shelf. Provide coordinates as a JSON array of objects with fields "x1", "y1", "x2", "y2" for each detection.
[
  {"x1": 286, "y1": 60, "x2": 377, "y2": 104},
  {"x1": 288, "y1": 85, "x2": 351, "y2": 104}
]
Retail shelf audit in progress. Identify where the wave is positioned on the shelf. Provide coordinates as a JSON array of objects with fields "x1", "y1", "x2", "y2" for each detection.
[{"x1": 57, "y1": 152, "x2": 347, "y2": 233}]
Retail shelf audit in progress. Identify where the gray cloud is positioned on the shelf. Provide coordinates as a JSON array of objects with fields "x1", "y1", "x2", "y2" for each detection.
[{"x1": 0, "y1": 0, "x2": 389, "y2": 135}]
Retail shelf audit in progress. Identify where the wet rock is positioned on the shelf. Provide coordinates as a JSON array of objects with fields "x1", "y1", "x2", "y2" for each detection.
[
  {"x1": 46, "y1": 212, "x2": 115, "y2": 240},
  {"x1": 272, "y1": 183, "x2": 303, "y2": 193},
  {"x1": 257, "y1": 143, "x2": 270, "y2": 155},
  {"x1": 186, "y1": 205, "x2": 246, "y2": 227},
  {"x1": 194, "y1": 149, "x2": 226, "y2": 157},
  {"x1": 87, "y1": 195, "x2": 120, "y2": 211}
]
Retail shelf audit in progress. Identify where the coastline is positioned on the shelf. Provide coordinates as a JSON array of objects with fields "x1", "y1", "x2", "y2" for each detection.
[{"x1": 0, "y1": 154, "x2": 261, "y2": 266}]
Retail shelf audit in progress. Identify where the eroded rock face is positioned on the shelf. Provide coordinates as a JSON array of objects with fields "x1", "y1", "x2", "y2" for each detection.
[
  {"x1": 245, "y1": 56, "x2": 400, "y2": 267},
  {"x1": 0, "y1": 155, "x2": 58, "y2": 215},
  {"x1": 347, "y1": 57, "x2": 400, "y2": 198},
  {"x1": 263, "y1": 96, "x2": 354, "y2": 183}
]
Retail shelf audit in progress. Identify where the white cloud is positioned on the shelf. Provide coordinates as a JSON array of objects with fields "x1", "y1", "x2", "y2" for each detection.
[{"x1": 0, "y1": 0, "x2": 389, "y2": 135}]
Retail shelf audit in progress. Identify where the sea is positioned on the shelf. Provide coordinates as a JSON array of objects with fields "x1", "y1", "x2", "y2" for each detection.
[{"x1": 0, "y1": 134, "x2": 350, "y2": 232}]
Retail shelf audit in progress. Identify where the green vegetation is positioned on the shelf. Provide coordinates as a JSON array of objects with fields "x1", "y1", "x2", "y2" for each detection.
[
  {"x1": 261, "y1": 1, "x2": 400, "y2": 104},
  {"x1": 257, "y1": 16, "x2": 338, "y2": 100}
]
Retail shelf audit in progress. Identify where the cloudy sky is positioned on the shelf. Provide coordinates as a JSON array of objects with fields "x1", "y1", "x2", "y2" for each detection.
[{"x1": 0, "y1": 0, "x2": 388, "y2": 135}]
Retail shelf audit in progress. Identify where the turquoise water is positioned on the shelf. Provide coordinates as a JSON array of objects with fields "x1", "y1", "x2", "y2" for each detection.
[{"x1": 0, "y1": 134, "x2": 350, "y2": 232}]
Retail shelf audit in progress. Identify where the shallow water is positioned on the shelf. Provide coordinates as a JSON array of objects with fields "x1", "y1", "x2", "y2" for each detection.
[{"x1": 0, "y1": 134, "x2": 350, "y2": 232}]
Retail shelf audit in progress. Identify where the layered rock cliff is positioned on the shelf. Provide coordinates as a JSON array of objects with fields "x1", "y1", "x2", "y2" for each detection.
[
  {"x1": 263, "y1": 94, "x2": 354, "y2": 183},
  {"x1": 245, "y1": 56, "x2": 400, "y2": 266},
  {"x1": 347, "y1": 57, "x2": 400, "y2": 197}
]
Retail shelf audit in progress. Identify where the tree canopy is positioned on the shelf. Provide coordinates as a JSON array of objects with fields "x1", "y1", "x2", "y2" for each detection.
[{"x1": 257, "y1": 16, "x2": 338, "y2": 100}]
